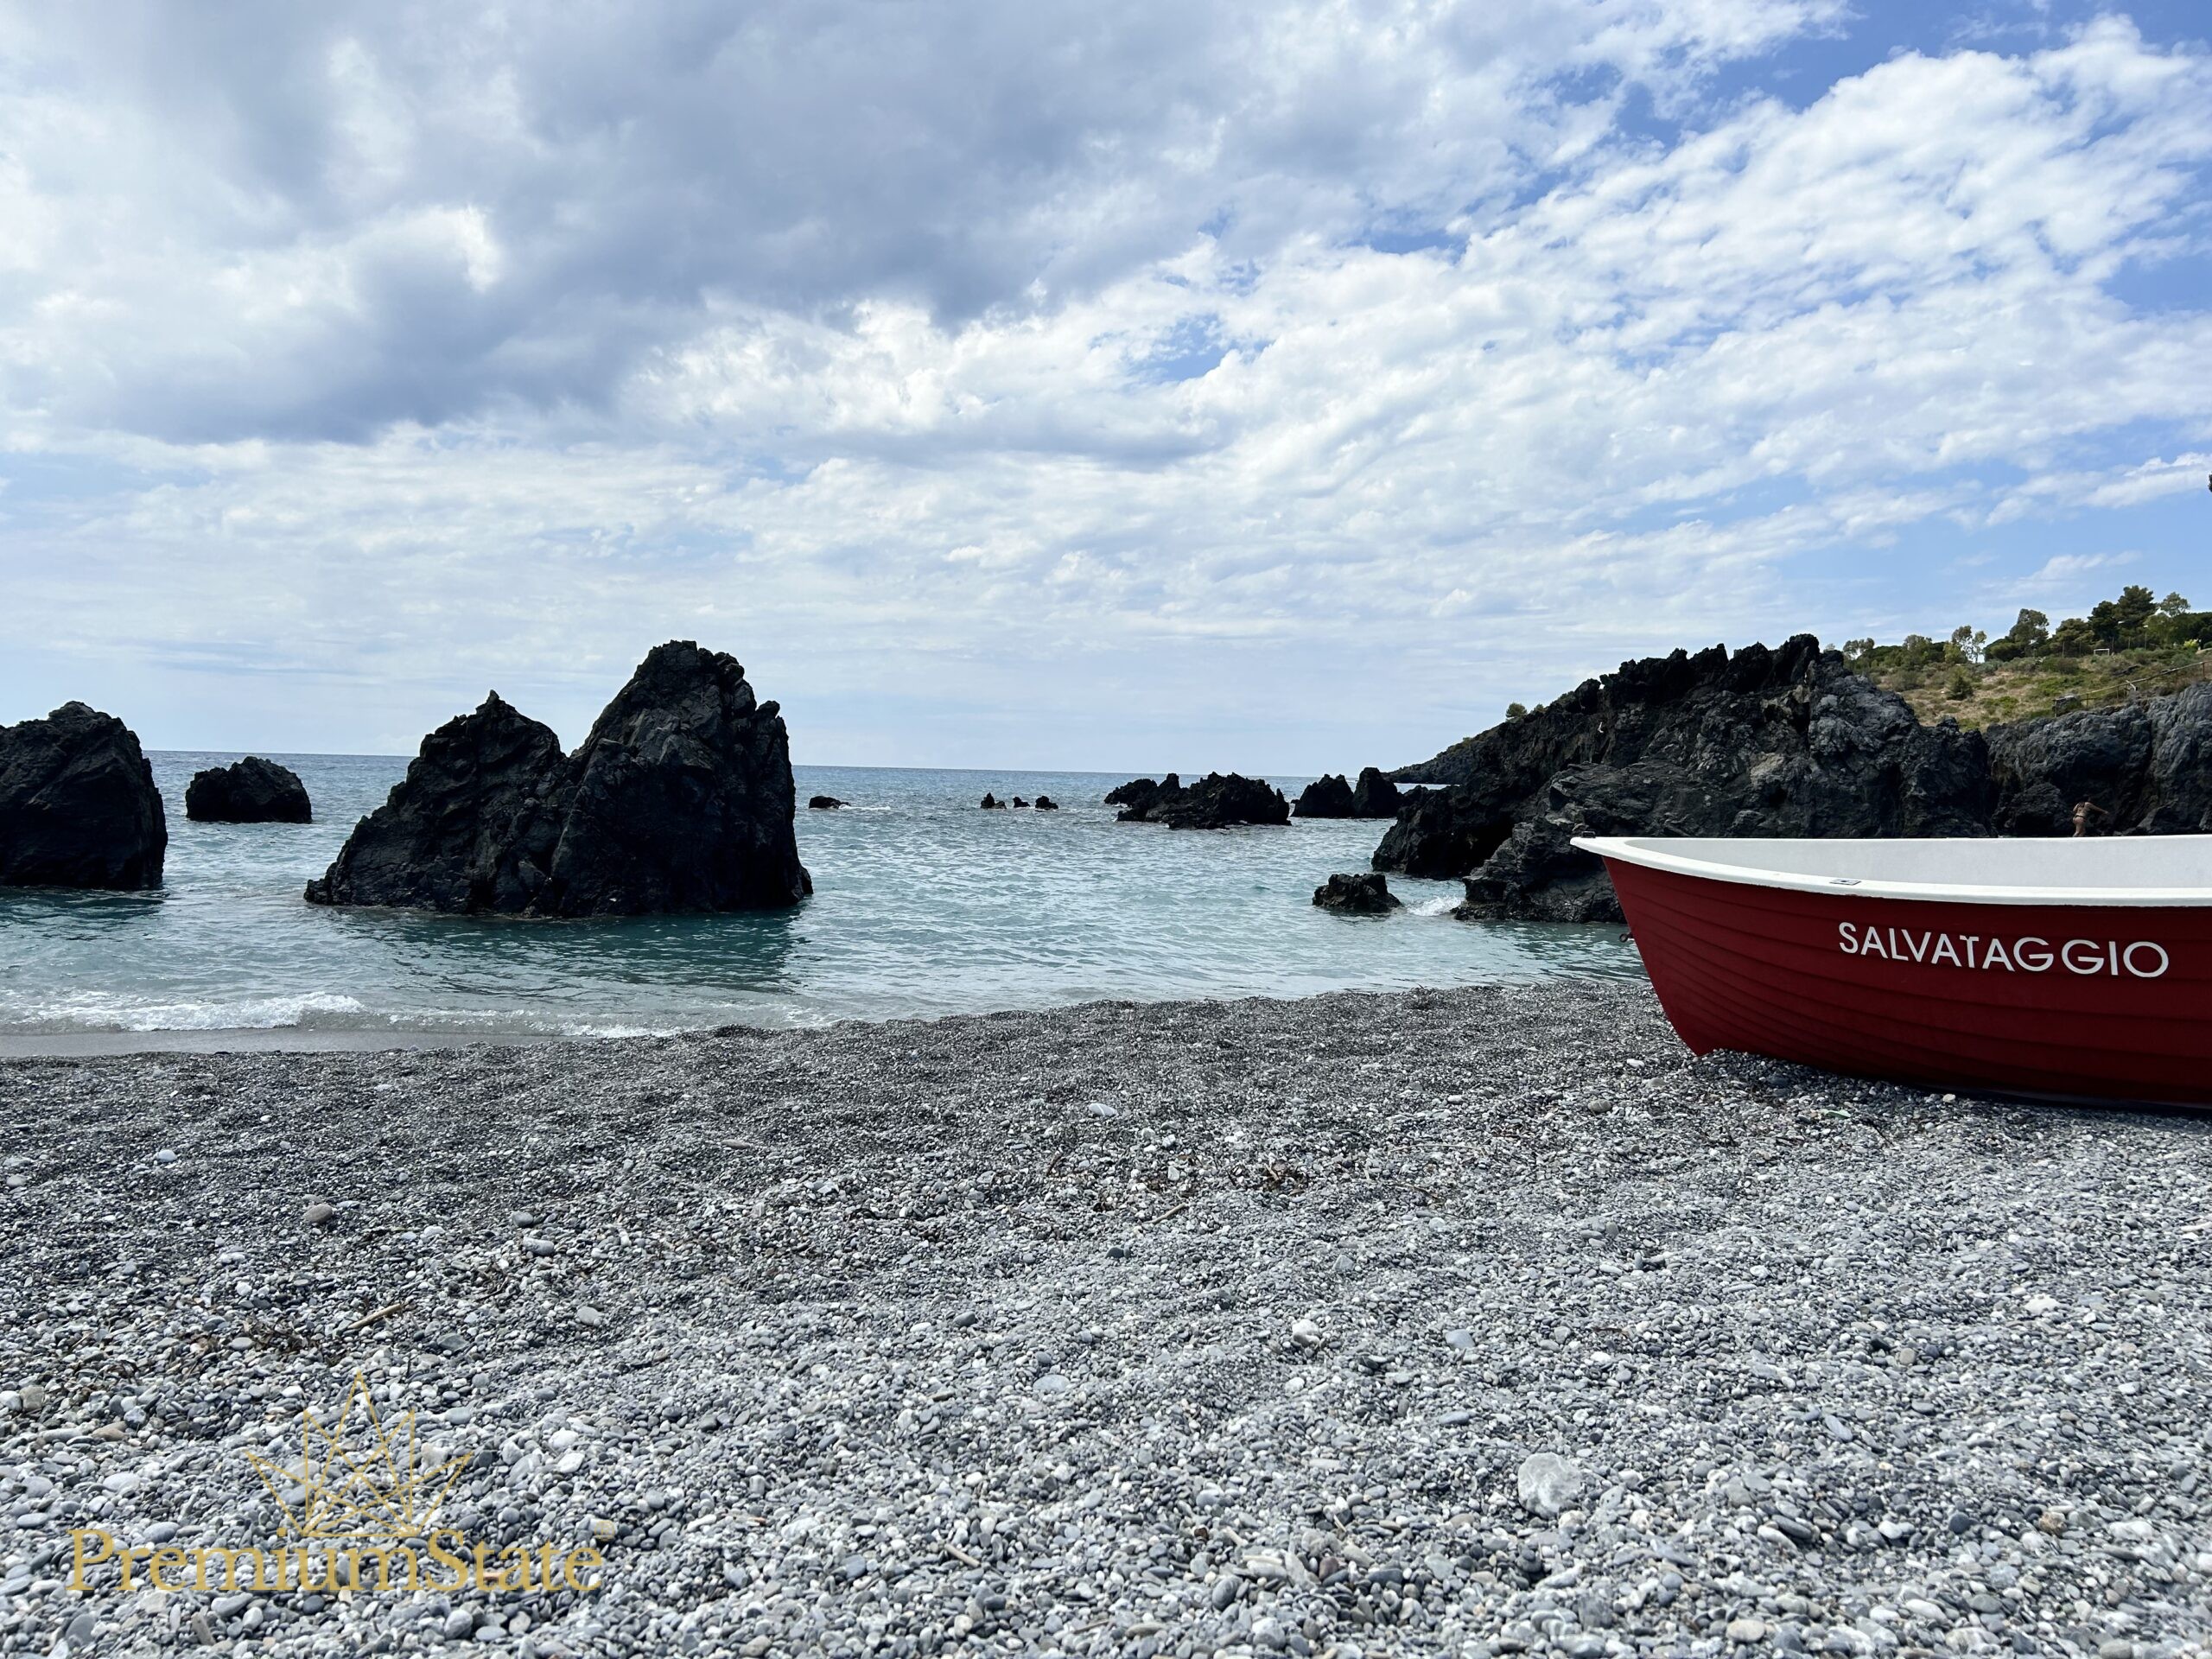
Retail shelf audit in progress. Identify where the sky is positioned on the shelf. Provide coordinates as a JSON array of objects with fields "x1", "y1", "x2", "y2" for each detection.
[{"x1": 1, "y1": 1, "x2": 2209, "y2": 771}]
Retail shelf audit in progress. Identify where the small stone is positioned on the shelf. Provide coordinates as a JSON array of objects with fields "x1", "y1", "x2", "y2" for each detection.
[
  {"x1": 2037, "y1": 1508, "x2": 2067, "y2": 1535},
  {"x1": 1211, "y1": 1574, "x2": 1242, "y2": 1609},
  {"x1": 154, "y1": 1149, "x2": 176, "y2": 1165},
  {"x1": 575, "y1": 1304, "x2": 606, "y2": 1327},
  {"x1": 1290, "y1": 1317, "x2": 1325, "y2": 1349},
  {"x1": 303, "y1": 1202, "x2": 335, "y2": 1227},
  {"x1": 1033, "y1": 1373, "x2": 1071, "y2": 1395},
  {"x1": 1728, "y1": 1618, "x2": 1770, "y2": 1643},
  {"x1": 1085, "y1": 1102, "x2": 1117, "y2": 1118},
  {"x1": 443, "y1": 1607, "x2": 475, "y2": 1639},
  {"x1": 2098, "y1": 1643, "x2": 2133, "y2": 1659},
  {"x1": 1516, "y1": 1451, "x2": 1585, "y2": 1518},
  {"x1": 19, "y1": 1384, "x2": 48, "y2": 1412}
]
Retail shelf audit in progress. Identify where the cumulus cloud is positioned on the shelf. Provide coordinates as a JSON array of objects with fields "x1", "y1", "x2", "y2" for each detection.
[{"x1": 0, "y1": 2, "x2": 2209, "y2": 763}]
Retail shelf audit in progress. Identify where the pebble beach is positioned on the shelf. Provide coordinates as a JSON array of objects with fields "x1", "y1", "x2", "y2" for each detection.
[{"x1": 3, "y1": 981, "x2": 2209, "y2": 1657}]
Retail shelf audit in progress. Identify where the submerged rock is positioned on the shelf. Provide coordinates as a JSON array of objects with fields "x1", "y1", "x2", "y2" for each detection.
[
  {"x1": 1313, "y1": 871, "x2": 1401, "y2": 913},
  {"x1": 1378, "y1": 637, "x2": 1991, "y2": 922},
  {"x1": 185, "y1": 756, "x2": 312, "y2": 823},
  {"x1": 307, "y1": 642, "x2": 810, "y2": 915},
  {"x1": 0, "y1": 702, "x2": 167, "y2": 889},
  {"x1": 1293, "y1": 774, "x2": 1355, "y2": 818},
  {"x1": 807, "y1": 795, "x2": 847, "y2": 810},
  {"x1": 1116, "y1": 772, "x2": 1289, "y2": 830}
]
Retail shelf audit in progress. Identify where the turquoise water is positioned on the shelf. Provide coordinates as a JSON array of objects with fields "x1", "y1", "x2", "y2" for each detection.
[{"x1": 0, "y1": 754, "x2": 1638, "y2": 1037}]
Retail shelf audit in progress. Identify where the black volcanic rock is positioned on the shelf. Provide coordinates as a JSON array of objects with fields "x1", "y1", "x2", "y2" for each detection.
[
  {"x1": 1033, "y1": 795, "x2": 1058, "y2": 810},
  {"x1": 1104, "y1": 775, "x2": 1176, "y2": 812},
  {"x1": 539, "y1": 642, "x2": 811, "y2": 915},
  {"x1": 186, "y1": 756, "x2": 312, "y2": 823},
  {"x1": 305, "y1": 693, "x2": 567, "y2": 912},
  {"x1": 307, "y1": 642, "x2": 810, "y2": 915},
  {"x1": 808, "y1": 795, "x2": 846, "y2": 810},
  {"x1": 1987, "y1": 682, "x2": 2212, "y2": 836},
  {"x1": 1117, "y1": 772, "x2": 1289, "y2": 830},
  {"x1": 1294, "y1": 774, "x2": 1355, "y2": 818},
  {"x1": 1313, "y1": 871, "x2": 1402, "y2": 913},
  {"x1": 1350, "y1": 766, "x2": 1403, "y2": 818},
  {"x1": 0, "y1": 702, "x2": 167, "y2": 890},
  {"x1": 1376, "y1": 637, "x2": 1993, "y2": 923},
  {"x1": 981, "y1": 793, "x2": 1007, "y2": 810}
]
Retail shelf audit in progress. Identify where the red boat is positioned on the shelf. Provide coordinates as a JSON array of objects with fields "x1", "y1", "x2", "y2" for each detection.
[{"x1": 1576, "y1": 834, "x2": 2212, "y2": 1108}]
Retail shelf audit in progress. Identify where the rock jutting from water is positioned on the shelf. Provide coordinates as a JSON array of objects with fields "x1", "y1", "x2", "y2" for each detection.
[
  {"x1": 807, "y1": 795, "x2": 847, "y2": 810},
  {"x1": 1111, "y1": 772, "x2": 1290, "y2": 829},
  {"x1": 1033, "y1": 795, "x2": 1058, "y2": 810},
  {"x1": 1293, "y1": 774, "x2": 1356, "y2": 817},
  {"x1": 184, "y1": 756, "x2": 313, "y2": 823},
  {"x1": 0, "y1": 702, "x2": 167, "y2": 890},
  {"x1": 305, "y1": 641, "x2": 810, "y2": 916},
  {"x1": 980, "y1": 793, "x2": 1007, "y2": 810},
  {"x1": 1294, "y1": 767, "x2": 1406, "y2": 820},
  {"x1": 1103, "y1": 774, "x2": 1175, "y2": 811},
  {"x1": 1349, "y1": 766, "x2": 1405, "y2": 818},
  {"x1": 1312, "y1": 871, "x2": 1402, "y2": 912},
  {"x1": 1375, "y1": 636, "x2": 1989, "y2": 922}
]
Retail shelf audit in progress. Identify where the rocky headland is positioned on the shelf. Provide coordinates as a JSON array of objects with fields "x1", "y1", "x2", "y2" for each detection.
[
  {"x1": 184, "y1": 757, "x2": 312, "y2": 824},
  {"x1": 0, "y1": 702, "x2": 166, "y2": 890},
  {"x1": 306, "y1": 642, "x2": 810, "y2": 916},
  {"x1": 1109, "y1": 773, "x2": 1290, "y2": 830},
  {"x1": 1373, "y1": 638, "x2": 2210, "y2": 923}
]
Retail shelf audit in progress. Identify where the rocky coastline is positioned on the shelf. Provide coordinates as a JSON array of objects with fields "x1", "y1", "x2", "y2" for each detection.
[
  {"x1": 3, "y1": 982, "x2": 2206, "y2": 1657},
  {"x1": 1370, "y1": 639, "x2": 2212, "y2": 924}
]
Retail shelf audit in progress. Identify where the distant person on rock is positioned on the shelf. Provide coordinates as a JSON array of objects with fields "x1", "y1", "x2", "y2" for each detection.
[{"x1": 2071, "y1": 799, "x2": 2108, "y2": 837}]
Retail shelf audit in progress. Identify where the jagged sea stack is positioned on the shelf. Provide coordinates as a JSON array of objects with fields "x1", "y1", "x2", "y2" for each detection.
[
  {"x1": 0, "y1": 702, "x2": 167, "y2": 889},
  {"x1": 1293, "y1": 774, "x2": 1355, "y2": 817},
  {"x1": 307, "y1": 643, "x2": 810, "y2": 915},
  {"x1": 186, "y1": 756, "x2": 313, "y2": 823},
  {"x1": 545, "y1": 641, "x2": 810, "y2": 913},
  {"x1": 305, "y1": 694, "x2": 568, "y2": 911}
]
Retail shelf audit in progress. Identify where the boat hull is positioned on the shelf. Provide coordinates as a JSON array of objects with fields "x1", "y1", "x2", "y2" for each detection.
[{"x1": 1601, "y1": 855, "x2": 2212, "y2": 1107}]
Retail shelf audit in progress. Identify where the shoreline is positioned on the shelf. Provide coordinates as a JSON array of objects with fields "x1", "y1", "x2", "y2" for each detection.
[{"x1": 4, "y1": 981, "x2": 2207, "y2": 1656}]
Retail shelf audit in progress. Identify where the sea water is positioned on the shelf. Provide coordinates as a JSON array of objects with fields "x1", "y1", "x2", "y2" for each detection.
[{"x1": 0, "y1": 753, "x2": 1638, "y2": 1039}]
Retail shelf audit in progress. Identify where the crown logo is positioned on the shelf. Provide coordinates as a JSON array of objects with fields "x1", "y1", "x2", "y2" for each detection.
[{"x1": 244, "y1": 1374, "x2": 470, "y2": 1541}]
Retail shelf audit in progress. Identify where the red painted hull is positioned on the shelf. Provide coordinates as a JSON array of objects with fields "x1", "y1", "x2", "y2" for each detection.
[{"x1": 1602, "y1": 856, "x2": 2212, "y2": 1107}]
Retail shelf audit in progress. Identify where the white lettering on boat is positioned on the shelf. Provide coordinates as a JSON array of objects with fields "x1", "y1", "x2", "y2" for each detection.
[{"x1": 1836, "y1": 922, "x2": 2168, "y2": 978}]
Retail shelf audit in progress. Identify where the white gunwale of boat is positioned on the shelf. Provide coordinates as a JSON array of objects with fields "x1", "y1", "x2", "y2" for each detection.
[{"x1": 1572, "y1": 833, "x2": 2212, "y2": 908}]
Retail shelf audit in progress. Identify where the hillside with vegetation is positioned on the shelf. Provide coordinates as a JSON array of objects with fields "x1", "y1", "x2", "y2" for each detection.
[{"x1": 1842, "y1": 584, "x2": 2211, "y2": 728}]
